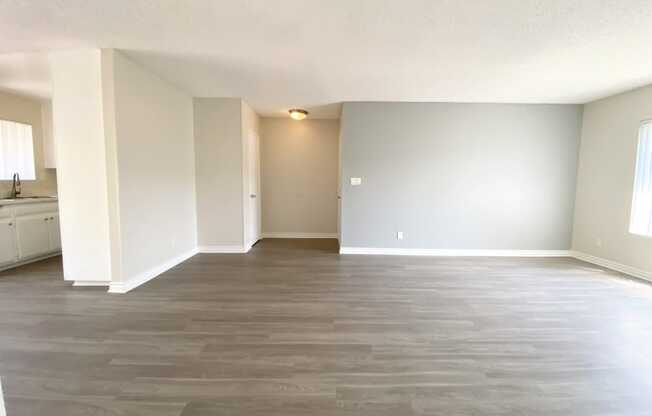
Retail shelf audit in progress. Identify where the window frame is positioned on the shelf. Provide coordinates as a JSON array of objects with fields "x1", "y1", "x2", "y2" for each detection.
[{"x1": 629, "y1": 120, "x2": 652, "y2": 238}]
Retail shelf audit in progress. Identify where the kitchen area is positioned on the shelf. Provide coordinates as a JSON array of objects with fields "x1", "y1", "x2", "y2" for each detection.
[{"x1": 0, "y1": 86, "x2": 61, "y2": 273}]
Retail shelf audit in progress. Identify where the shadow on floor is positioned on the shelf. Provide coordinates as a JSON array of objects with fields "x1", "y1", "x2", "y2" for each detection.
[{"x1": 252, "y1": 238, "x2": 340, "y2": 254}]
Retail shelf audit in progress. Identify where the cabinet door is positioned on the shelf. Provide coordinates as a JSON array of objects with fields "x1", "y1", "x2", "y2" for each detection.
[
  {"x1": 16, "y1": 214, "x2": 51, "y2": 259},
  {"x1": 48, "y1": 213, "x2": 61, "y2": 252},
  {"x1": 0, "y1": 218, "x2": 18, "y2": 265}
]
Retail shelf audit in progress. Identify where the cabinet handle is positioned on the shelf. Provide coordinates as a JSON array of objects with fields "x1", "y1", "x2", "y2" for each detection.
[
  {"x1": 44, "y1": 218, "x2": 49, "y2": 221},
  {"x1": 7, "y1": 222, "x2": 12, "y2": 226},
  {"x1": 50, "y1": 217, "x2": 54, "y2": 220}
]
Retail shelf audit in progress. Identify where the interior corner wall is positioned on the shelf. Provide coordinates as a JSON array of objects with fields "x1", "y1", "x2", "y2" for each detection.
[
  {"x1": 260, "y1": 117, "x2": 339, "y2": 236},
  {"x1": 100, "y1": 49, "x2": 123, "y2": 283},
  {"x1": 110, "y1": 50, "x2": 197, "y2": 282},
  {"x1": 49, "y1": 49, "x2": 113, "y2": 283},
  {"x1": 339, "y1": 102, "x2": 583, "y2": 250},
  {"x1": 241, "y1": 100, "x2": 260, "y2": 144},
  {"x1": 193, "y1": 98, "x2": 246, "y2": 248},
  {"x1": 572, "y1": 85, "x2": 652, "y2": 274}
]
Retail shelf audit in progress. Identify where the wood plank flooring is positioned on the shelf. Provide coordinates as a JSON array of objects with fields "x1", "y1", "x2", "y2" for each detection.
[{"x1": 1, "y1": 238, "x2": 652, "y2": 415}]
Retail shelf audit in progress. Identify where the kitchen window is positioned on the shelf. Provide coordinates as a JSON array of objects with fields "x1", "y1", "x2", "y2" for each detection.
[
  {"x1": 630, "y1": 121, "x2": 652, "y2": 237},
  {"x1": 0, "y1": 119, "x2": 36, "y2": 180}
]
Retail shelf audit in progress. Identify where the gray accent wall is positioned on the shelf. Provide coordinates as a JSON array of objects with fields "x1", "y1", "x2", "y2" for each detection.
[{"x1": 340, "y1": 102, "x2": 583, "y2": 250}]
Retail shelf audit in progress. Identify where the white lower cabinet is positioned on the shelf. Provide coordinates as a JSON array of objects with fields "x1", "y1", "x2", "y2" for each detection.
[
  {"x1": 48, "y1": 214, "x2": 61, "y2": 252},
  {"x1": 16, "y1": 214, "x2": 52, "y2": 259},
  {"x1": 0, "y1": 218, "x2": 18, "y2": 265},
  {"x1": 0, "y1": 201, "x2": 61, "y2": 270}
]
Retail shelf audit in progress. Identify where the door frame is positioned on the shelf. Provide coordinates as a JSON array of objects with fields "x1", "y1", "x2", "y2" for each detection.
[{"x1": 244, "y1": 129, "x2": 261, "y2": 250}]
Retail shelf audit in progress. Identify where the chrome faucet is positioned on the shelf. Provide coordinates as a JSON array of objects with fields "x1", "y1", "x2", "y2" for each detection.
[{"x1": 10, "y1": 173, "x2": 21, "y2": 199}]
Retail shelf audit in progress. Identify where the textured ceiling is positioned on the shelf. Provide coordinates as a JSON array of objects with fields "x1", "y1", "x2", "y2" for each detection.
[
  {"x1": 2, "y1": 0, "x2": 652, "y2": 118},
  {"x1": 0, "y1": 52, "x2": 51, "y2": 100}
]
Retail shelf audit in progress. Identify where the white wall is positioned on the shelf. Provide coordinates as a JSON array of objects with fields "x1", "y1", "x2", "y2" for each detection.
[
  {"x1": 40, "y1": 100, "x2": 57, "y2": 169},
  {"x1": 49, "y1": 50, "x2": 113, "y2": 283},
  {"x1": 340, "y1": 102, "x2": 583, "y2": 251},
  {"x1": 50, "y1": 49, "x2": 197, "y2": 288},
  {"x1": 193, "y1": 98, "x2": 246, "y2": 248},
  {"x1": 0, "y1": 91, "x2": 57, "y2": 197},
  {"x1": 111, "y1": 50, "x2": 197, "y2": 282},
  {"x1": 260, "y1": 118, "x2": 339, "y2": 236},
  {"x1": 573, "y1": 85, "x2": 652, "y2": 274},
  {"x1": 193, "y1": 98, "x2": 262, "y2": 250}
]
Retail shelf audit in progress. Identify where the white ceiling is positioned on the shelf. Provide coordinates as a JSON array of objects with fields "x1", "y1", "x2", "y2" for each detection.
[
  {"x1": 2, "y1": 0, "x2": 652, "y2": 118},
  {"x1": 0, "y1": 52, "x2": 51, "y2": 101}
]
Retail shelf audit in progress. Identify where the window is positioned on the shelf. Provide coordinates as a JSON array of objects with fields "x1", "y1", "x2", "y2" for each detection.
[
  {"x1": 630, "y1": 121, "x2": 652, "y2": 236},
  {"x1": 0, "y1": 119, "x2": 36, "y2": 180}
]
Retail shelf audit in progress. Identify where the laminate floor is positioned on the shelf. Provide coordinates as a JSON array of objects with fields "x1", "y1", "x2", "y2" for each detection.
[{"x1": 1, "y1": 238, "x2": 652, "y2": 415}]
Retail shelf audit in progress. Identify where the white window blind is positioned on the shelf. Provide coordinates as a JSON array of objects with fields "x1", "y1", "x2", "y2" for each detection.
[
  {"x1": 630, "y1": 121, "x2": 652, "y2": 237},
  {"x1": 0, "y1": 119, "x2": 36, "y2": 180}
]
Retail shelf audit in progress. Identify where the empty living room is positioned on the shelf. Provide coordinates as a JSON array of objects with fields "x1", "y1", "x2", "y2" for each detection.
[{"x1": 1, "y1": 1, "x2": 652, "y2": 415}]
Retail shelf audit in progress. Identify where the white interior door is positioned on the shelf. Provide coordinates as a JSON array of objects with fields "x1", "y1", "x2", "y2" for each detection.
[{"x1": 246, "y1": 130, "x2": 261, "y2": 247}]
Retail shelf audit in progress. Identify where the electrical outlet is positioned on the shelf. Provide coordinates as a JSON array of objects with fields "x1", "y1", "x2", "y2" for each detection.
[
  {"x1": 397, "y1": 231, "x2": 404, "y2": 240},
  {"x1": 595, "y1": 238, "x2": 602, "y2": 248}
]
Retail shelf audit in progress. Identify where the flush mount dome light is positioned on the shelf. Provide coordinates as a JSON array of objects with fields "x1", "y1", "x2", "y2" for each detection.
[{"x1": 289, "y1": 108, "x2": 308, "y2": 120}]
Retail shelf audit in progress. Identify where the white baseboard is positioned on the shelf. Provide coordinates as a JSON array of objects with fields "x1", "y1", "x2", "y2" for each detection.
[
  {"x1": 262, "y1": 232, "x2": 338, "y2": 239},
  {"x1": 108, "y1": 248, "x2": 198, "y2": 294},
  {"x1": 198, "y1": 245, "x2": 249, "y2": 253},
  {"x1": 571, "y1": 251, "x2": 652, "y2": 283},
  {"x1": 73, "y1": 280, "x2": 109, "y2": 287},
  {"x1": 339, "y1": 247, "x2": 572, "y2": 257}
]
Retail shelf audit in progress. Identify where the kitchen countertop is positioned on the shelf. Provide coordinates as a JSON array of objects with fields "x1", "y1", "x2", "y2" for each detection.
[{"x1": 0, "y1": 197, "x2": 58, "y2": 207}]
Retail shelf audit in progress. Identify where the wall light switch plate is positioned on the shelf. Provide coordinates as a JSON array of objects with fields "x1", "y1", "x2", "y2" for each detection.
[
  {"x1": 350, "y1": 177, "x2": 362, "y2": 186},
  {"x1": 397, "y1": 231, "x2": 404, "y2": 240}
]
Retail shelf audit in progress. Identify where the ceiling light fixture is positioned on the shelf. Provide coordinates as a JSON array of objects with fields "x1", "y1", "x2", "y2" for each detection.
[{"x1": 289, "y1": 108, "x2": 308, "y2": 121}]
